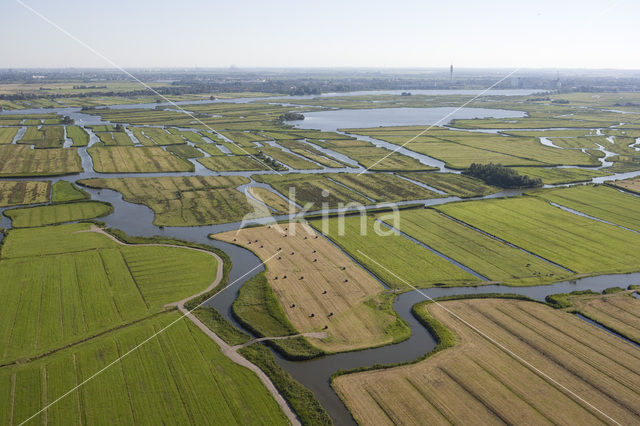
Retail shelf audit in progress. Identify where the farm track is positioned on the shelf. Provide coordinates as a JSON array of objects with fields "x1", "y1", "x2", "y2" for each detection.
[{"x1": 82, "y1": 225, "x2": 302, "y2": 426}]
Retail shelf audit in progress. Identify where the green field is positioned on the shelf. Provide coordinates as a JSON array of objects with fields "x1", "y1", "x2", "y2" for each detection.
[
  {"x1": 310, "y1": 215, "x2": 479, "y2": 290},
  {"x1": 387, "y1": 209, "x2": 572, "y2": 285},
  {"x1": 0, "y1": 223, "x2": 218, "y2": 363},
  {"x1": 0, "y1": 127, "x2": 18, "y2": 144},
  {"x1": 253, "y1": 173, "x2": 371, "y2": 208},
  {"x1": 347, "y1": 126, "x2": 601, "y2": 169},
  {"x1": 165, "y1": 143, "x2": 204, "y2": 158},
  {"x1": 0, "y1": 181, "x2": 50, "y2": 207},
  {"x1": 335, "y1": 146, "x2": 434, "y2": 171},
  {"x1": 399, "y1": 172, "x2": 497, "y2": 197},
  {"x1": 289, "y1": 148, "x2": 347, "y2": 168},
  {"x1": 198, "y1": 155, "x2": 269, "y2": 171},
  {"x1": 19, "y1": 126, "x2": 66, "y2": 148},
  {"x1": 532, "y1": 184, "x2": 640, "y2": 231},
  {"x1": 259, "y1": 146, "x2": 323, "y2": 170},
  {"x1": 129, "y1": 127, "x2": 185, "y2": 145},
  {"x1": 437, "y1": 197, "x2": 640, "y2": 274},
  {"x1": 95, "y1": 130, "x2": 134, "y2": 146},
  {"x1": 78, "y1": 176, "x2": 259, "y2": 226},
  {"x1": 0, "y1": 145, "x2": 82, "y2": 176},
  {"x1": 5, "y1": 201, "x2": 113, "y2": 227},
  {"x1": 65, "y1": 125, "x2": 89, "y2": 146},
  {"x1": 51, "y1": 181, "x2": 88, "y2": 203},
  {"x1": 329, "y1": 173, "x2": 441, "y2": 202},
  {"x1": 0, "y1": 312, "x2": 287, "y2": 425},
  {"x1": 510, "y1": 167, "x2": 610, "y2": 184},
  {"x1": 195, "y1": 142, "x2": 225, "y2": 156},
  {"x1": 87, "y1": 146, "x2": 194, "y2": 173}
]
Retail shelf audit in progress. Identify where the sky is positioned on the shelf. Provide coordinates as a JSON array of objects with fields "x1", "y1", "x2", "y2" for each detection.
[{"x1": 1, "y1": 0, "x2": 638, "y2": 69}]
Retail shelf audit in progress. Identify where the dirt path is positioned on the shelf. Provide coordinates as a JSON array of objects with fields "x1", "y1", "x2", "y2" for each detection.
[{"x1": 83, "y1": 225, "x2": 301, "y2": 426}]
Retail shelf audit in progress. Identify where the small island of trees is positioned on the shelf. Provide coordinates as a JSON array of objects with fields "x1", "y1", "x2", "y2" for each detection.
[{"x1": 463, "y1": 163, "x2": 543, "y2": 188}]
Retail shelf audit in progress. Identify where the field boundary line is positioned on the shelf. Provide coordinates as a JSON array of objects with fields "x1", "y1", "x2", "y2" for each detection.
[
  {"x1": 18, "y1": 228, "x2": 283, "y2": 426},
  {"x1": 13, "y1": 0, "x2": 284, "y2": 175},
  {"x1": 355, "y1": 250, "x2": 623, "y2": 426}
]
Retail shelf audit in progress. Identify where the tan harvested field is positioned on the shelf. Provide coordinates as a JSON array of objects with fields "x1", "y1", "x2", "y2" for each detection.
[
  {"x1": 609, "y1": 177, "x2": 640, "y2": 195},
  {"x1": 0, "y1": 145, "x2": 82, "y2": 176},
  {"x1": 570, "y1": 291, "x2": 640, "y2": 344},
  {"x1": 248, "y1": 186, "x2": 298, "y2": 214},
  {"x1": 214, "y1": 223, "x2": 404, "y2": 353},
  {"x1": 334, "y1": 298, "x2": 640, "y2": 425},
  {"x1": 0, "y1": 181, "x2": 50, "y2": 206},
  {"x1": 87, "y1": 146, "x2": 193, "y2": 173}
]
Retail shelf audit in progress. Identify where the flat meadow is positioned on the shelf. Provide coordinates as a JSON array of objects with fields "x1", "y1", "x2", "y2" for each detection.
[
  {"x1": 0, "y1": 223, "x2": 217, "y2": 363},
  {"x1": 87, "y1": 146, "x2": 194, "y2": 173},
  {"x1": 334, "y1": 297, "x2": 640, "y2": 425},
  {"x1": 78, "y1": 176, "x2": 258, "y2": 226},
  {"x1": 0, "y1": 145, "x2": 82, "y2": 176},
  {"x1": 4, "y1": 201, "x2": 113, "y2": 227},
  {"x1": 0, "y1": 312, "x2": 287, "y2": 425},
  {"x1": 437, "y1": 197, "x2": 640, "y2": 274}
]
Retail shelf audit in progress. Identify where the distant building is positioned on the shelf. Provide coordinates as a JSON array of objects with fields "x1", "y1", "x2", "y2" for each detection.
[{"x1": 450, "y1": 65, "x2": 453, "y2": 81}]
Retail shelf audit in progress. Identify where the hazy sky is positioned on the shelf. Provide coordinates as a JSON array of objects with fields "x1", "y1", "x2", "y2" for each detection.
[{"x1": 1, "y1": 0, "x2": 638, "y2": 69}]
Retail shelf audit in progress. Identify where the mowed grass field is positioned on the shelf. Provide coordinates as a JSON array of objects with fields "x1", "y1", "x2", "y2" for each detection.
[
  {"x1": 0, "y1": 181, "x2": 50, "y2": 207},
  {"x1": 610, "y1": 177, "x2": 640, "y2": 194},
  {"x1": 437, "y1": 197, "x2": 640, "y2": 274},
  {"x1": 533, "y1": 184, "x2": 640, "y2": 232},
  {"x1": 0, "y1": 312, "x2": 287, "y2": 425},
  {"x1": 510, "y1": 167, "x2": 610, "y2": 185},
  {"x1": 78, "y1": 176, "x2": 258, "y2": 226},
  {"x1": 309, "y1": 215, "x2": 479, "y2": 290},
  {"x1": 51, "y1": 181, "x2": 87, "y2": 203},
  {"x1": 334, "y1": 298, "x2": 640, "y2": 425},
  {"x1": 400, "y1": 172, "x2": 497, "y2": 198},
  {"x1": 0, "y1": 223, "x2": 217, "y2": 363},
  {"x1": 329, "y1": 173, "x2": 441, "y2": 202},
  {"x1": 253, "y1": 173, "x2": 372, "y2": 209},
  {"x1": 198, "y1": 155, "x2": 269, "y2": 171},
  {"x1": 0, "y1": 127, "x2": 18, "y2": 143},
  {"x1": 0, "y1": 145, "x2": 82, "y2": 176},
  {"x1": 87, "y1": 146, "x2": 193, "y2": 173},
  {"x1": 569, "y1": 291, "x2": 640, "y2": 344},
  {"x1": 247, "y1": 186, "x2": 298, "y2": 214},
  {"x1": 348, "y1": 126, "x2": 601, "y2": 169},
  {"x1": 390, "y1": 209, "x2": 572, "y2": 285},
  {"x1": 65, "y1": 125, "x2": 89, "y2": 147},
  {"x1": 214, "y1": 223, "x2": 409, "y2": 353},
  {"x1": 5, "y1": 201, "x2": 112, "y2": 227}
]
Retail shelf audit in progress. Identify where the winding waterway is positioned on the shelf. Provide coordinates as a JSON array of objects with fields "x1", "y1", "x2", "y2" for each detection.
[{"x1": 2, "y1": 92, "x2": 640, "y2": 425}]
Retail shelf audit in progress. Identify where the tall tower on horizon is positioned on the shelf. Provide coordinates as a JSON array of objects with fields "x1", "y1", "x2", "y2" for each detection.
[{"x1": 450, "y1": 64, "x2": 453, "y2": 82}]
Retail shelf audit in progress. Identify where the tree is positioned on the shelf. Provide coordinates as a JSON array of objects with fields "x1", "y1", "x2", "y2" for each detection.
[{"x1": 463, "y1": 163, "x2": 542, "y2": 188}]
